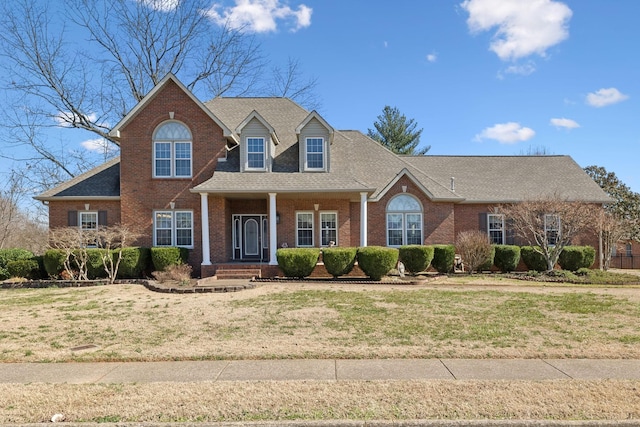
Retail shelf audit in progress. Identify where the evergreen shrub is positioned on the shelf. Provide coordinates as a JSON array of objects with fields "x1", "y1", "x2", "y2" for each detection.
[
  {"x1": 276, "y1": 248, "x2": 321, "y2": 278},
  {"x1": 357, "y1": 246, "x2": 398, "y2": 281},
  {"x1": 399, "y1": 245, "x2": 434, "y2": 274},
  {"x1": 432, "y1": 244, "x2": 456, "y2": 273},
  {"x1": 494, "y1": 245, "x2": 521, "y2": 273},
  {"x1": 322, "y1": 247, "x2": 357, "y2": 278}
]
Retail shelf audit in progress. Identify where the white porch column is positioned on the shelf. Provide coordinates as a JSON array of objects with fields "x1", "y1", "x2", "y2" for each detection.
[
  {"x1": 268, "y1": 192, "x2": 278, "y2": 265},
  {"x1": 360, "y1": 192, "x2": 368, "y2": 247},
  {"x1": 200, "y1": 193, "x2": 211, "y2": 265}
]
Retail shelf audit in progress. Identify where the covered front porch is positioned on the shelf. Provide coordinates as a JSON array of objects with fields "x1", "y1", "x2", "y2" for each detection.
[{"x1": 196, "y1": 191, "x2": 371, "y2": 278}]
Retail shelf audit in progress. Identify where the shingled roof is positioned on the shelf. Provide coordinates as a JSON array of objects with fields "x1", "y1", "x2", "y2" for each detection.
[{"x1": 34, "y1": 157, "x2": 120, "y2": 201}]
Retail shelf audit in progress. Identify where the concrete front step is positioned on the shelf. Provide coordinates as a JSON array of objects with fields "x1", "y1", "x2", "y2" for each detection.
[{"x1": 215, "y1": 268, "x2": 262, "y2": 279}]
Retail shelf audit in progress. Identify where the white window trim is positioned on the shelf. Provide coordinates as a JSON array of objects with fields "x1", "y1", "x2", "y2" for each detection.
[
  {"x1": 153, "y1": 141, "x2": 193, "y2": 178},
  {"x1": 304, "y1": 137, "x2": 325, "y2": 171},
  {"x1": 296, "y1": 211, "x2": 314, "y2": 247},
  {"x1": 153, "y1": 210, "x2": 194, "y2": 248},
  {"x1": 245, "y1": 137, "x2": 267, "y2": 171},
  {"x1": 320, "y1": 211, "x2": 338, "y2": 247},
  {"x1": 79, "y1": 211, "x2": 99, "y2": 231},
  {"x1": 488, "y1": 213, "x2": 505, "y2": 245},
  {"x1": 385, "y1": 194, "x2": 423, "y2": 247}
]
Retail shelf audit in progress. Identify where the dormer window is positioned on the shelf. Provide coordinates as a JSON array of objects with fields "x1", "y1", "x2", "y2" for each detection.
[
  {"x1": 153, "y1": 121, "x2": 192, "y2": 178},
  {"x1": 306, "y1": 138, "x2": 324, "y2": 170},
  {"x1": 246, "y1": 137, "x2": 266, "y2": 170}
]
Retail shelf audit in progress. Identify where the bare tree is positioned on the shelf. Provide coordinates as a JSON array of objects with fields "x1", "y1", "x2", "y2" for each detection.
[
  {"x1": 456, "y1": 230, "x2": 493, "y2": 273},
  {"x1": 0, "y1": 0, "x2": 318, "y2": 193},
  {"x1": 267, "y1": 57, "x2": 320, "y2": 111},
  {"x1": 591, "y1": 209, "x2": 634, "y2": 270},
  {"x1": 49, "y1": 227, "x2": 94, "y2": 281},
  {"x1": 499, "y1": 196, "x2": 597, "y2": 271},
  {"x1": 94, "y1": 224, "x2": 142, "y2": 284}
]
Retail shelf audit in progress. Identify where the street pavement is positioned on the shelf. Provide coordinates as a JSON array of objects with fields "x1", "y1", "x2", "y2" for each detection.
[{"x1": 1, "y1": 358, "x2": 640, "y2": 384}]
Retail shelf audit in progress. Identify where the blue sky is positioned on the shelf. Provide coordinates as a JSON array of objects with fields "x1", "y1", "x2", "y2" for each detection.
[
  {"x1": 3, "y1": 0, "x2": 638, "y2": 195},
  {"x1": 231, "y1": 0, "x2": 638, "y2": 191}
]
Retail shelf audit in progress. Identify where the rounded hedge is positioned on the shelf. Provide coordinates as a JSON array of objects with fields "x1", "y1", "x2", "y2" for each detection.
[
  {"x1": 6, "y1": 259, "x2": 41, "y2": 279},
  {"x1": 0, "y1": 249, "x2": 35, "y2": 280},
  {"x1": 558, "y1": 246, "x2": 596, "y2": 272},
  {"x1": 399, "y1": 245, "x2": 434, "y2": 274},
  {"x1": 520, "y1": 246, "x2": 547, "y2": 272},
  {"x1": 357, "y1": 246, "x2": 398, "y2": 281},
  {"x1": 86, "y1": 249, "x2": 108, "y2": 279},
  {"x1": 151, "y1": 247, "x2": 189, "y2": 271},
  {"x1": 43, "y1": 249, "x2": 67, "y2": 278},
  {"x1": 494, "y1": 245, "x2": 521, "y2": 273},
  {"x1": 322, "y1": 247, "x2": 357, "y2": 278},
  {"x1": 276, "y1": 248, "x2": 321, "y2": 278},
  {"x1": 432, "y1": 245, "x2": 456, "y2": 273},
  {"x1": 117, "y1": 247, "x2": 151, "y2": 278}
]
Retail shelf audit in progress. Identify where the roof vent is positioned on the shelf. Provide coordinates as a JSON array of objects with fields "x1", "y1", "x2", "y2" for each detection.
[{"x1": 450, "y1": 177, "x2": 455, "y2": 192}]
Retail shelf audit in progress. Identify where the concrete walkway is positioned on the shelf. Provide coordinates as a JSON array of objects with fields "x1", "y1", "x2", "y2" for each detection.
[{"x1": 2, "y1": 359, "x2": 640, "y2": 384}]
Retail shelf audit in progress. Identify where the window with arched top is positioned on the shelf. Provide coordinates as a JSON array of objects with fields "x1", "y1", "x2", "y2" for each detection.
[
  {"x1": 386, "y1": 194, "x2": 423, "y2": 246},
  {"x1": 153, "y1": 122, "x2": 192, "y2": 178}
]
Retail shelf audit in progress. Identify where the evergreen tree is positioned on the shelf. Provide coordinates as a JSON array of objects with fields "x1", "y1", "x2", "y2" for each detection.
[{"x1": 367, "y1": 106, "x2": 429, "y2": 155}]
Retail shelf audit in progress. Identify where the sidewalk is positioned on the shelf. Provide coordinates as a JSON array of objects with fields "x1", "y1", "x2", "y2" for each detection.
[{"x1": 2, "y1": 359, "x2": 640, "y2": 384}]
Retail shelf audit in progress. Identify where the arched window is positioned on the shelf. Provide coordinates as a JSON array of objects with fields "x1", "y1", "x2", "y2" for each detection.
[
  {"x1": 153, "y1": 122, "x2": 192, "y2": 178},
  {"x1": 386, "y1": 194, "x2": 423, "y2": 246}
]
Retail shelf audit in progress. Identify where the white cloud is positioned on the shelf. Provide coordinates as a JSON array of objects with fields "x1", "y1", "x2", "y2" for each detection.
[
  {"x1": 426, "y1": 52, "x2": 438, "y2": 63},
  {"x1": 550, "y1": 117, "x2": 580, "y2": 129},
  {"x1": 461, "y1": 0, "x2": 572, "y2": 61},
  {"x1": 474, "y1": 122, "x2": 536, "y2": 144},
  {"x1": 54, "y1": 112, "x2": 98, "y2": 128},
  {"x1": 81, "y1": 138, "x2": 116, "y2": 155},
  {"x1": 205, "y1": 0, "x2": 312, "y2": 33},
  {"x1": 586, "y1": 87, "x2": 629, "y2": 107},
  {"x1": 137, "y1": 0, "x2": 179, "y2": 12}
]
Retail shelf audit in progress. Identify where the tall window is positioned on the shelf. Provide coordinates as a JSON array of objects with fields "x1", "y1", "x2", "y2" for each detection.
[
  {"x1": 386, "y1": 194, "x2": 423, "y2": 246},
  {"x1": 320, "y1": 212, "x2": 337, "y2": 246},
  {"x1": 153, "y1": 122, "x2": 192, "y2": 178},
  {"x1": 296, "y1": 212, "x2": 314, "y2": 247},
  {"x1": 154, "y1": 211, "x2": 193, "y2": 248},
  {"x1": 246, "y1": 137, "x2": 265, "y2": 170},
  {"x1": 544, "y1": 214, "x2": 560, "y2": 246},
  {"x1": 306, "y1": 137, "x2": 324, "y2": 170},
  {"x1": 626, "y1": 243, "x2": 633, "y2": 257},
  {"x1": 488, "y1": 214, "x2": 505, "y2": 244}
]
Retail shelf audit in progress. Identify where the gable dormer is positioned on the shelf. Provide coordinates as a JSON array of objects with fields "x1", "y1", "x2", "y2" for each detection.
[
  {"x1": 236, "y1": 110, "x2": 280, "y2": 172},
  {"x1": 296, "y1": 111, "x2": 334, "y2": 172}
]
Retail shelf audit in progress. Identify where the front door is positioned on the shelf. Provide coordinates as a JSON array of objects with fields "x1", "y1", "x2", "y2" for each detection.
[{"x1": 233, "y1": 214, "x2": 268, "y2": 261}]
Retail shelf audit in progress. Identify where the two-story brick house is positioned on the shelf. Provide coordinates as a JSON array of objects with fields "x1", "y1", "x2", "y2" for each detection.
[{"x1": 35, "y1": 73, "x2": 611, "y2": 277}]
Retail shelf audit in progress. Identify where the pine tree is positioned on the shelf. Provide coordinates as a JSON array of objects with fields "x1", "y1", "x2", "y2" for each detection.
[{"x1": 367, "y1": 106, "x2": 429, "y2": 155}]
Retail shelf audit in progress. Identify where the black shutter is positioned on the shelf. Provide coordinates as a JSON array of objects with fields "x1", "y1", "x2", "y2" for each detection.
[
  {"x1": 98, "y1": 211, "x2": 108, "y2": 227},
  {"x1": 505, "y1": 218, "x2": 516, "y2": 245},
  {"x1": 68, "y1": 211, "x2": 78, "y2": 227},
  {"x1": 478, "y1": 212, "x2": 487, "y2": 233}
]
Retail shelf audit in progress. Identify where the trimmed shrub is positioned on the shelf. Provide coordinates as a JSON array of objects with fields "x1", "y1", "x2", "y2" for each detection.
[
  {"x1": 432, "y1": 245, "x2": 456, "y2": 273},
  {"x1": 494, "y1": 245, "x2": 521, "y2": 273},
  {"x1": 150, "y1": 247, "x2": 189, "y2": 272},
  {"x1": 7, "y1": 259, "x2": 41, "y2": 279},
  {"x1": 276, "y1": 248, "x2": 321, "y2": 278},
  {"x1": 357, "y1": 246, "x2": 398, "y2": 281},
  {"x1": 86, "y1": 249, "x2": 108, "y2": 279},
  {"x1": 399, "y1": 245, "x2": 434, "y2": 274},
  {"x1": 520, "y1": 246, "x2": 547, "y2": 272},
  {"x1": 477, "y1": 245, "x2": 496, "y2": 272},
  {"x1": 0, "y1": 249, "x2": 35, "y2": 280},
  {"x1": 558, "y1": 246, "x2": 596, "y2": 272},
  {"x1": 322, "y1": 247, "x2": 357, "y2": 278},
  {"x1": 43, "y1": 249, "x2": 67, "y2": 278},
  {"x1": 117, "y1": 247, "x2": 152, "y2": 278}
]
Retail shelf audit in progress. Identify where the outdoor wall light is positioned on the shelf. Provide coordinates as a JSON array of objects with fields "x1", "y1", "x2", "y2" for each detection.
[{"x1": 276, "y1": 212, "x2": 281, "y2": 224}]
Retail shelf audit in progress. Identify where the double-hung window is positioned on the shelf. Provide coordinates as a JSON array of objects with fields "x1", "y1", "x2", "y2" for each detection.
[
  {"x1": 246, "y1": 137, "x2": 265, "y2": 170},
  {"x1": 488, "y1": 214, "x2": 505, "y2": 244},
  {"x1": 544, "y1": 214, "x2": 560, "y2": 246},
  {"x1": 79, "y1": 212, "x2": 98, "y2": 232},
  {"x1": 306, "y1": 137, "x2": 324, "y2": 170},
  {"x1": 320, "y1": 212, "x2": 337, "y2": 246},
  {"x1": 154, "y1": 211, "x2": 194, "y2": 248},
  {"x1": 296, "y1": 212, "x2": 314, "y2": 247},
  {"x1": 386, "y1": 194, "x2": 423, "y2": 247},
  {"x1": 153, "y1": 122, "x2": 192, "y2": 178}
]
